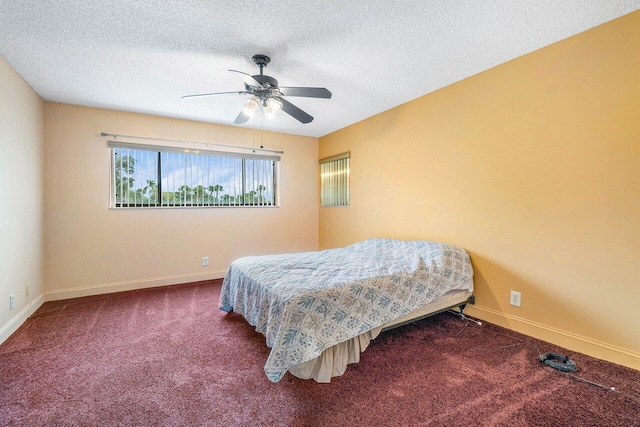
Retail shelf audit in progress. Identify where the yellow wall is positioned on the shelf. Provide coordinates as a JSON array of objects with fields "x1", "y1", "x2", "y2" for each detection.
[
  {"x1": 319, "y1": 12, "x2": 640, "y2": 368},
  {"x1": 0, "y1": 56, "x2": 45, "y2": 341},
  {"x1": 44, "y1": 103, "x2": 319, "y2": 299}
]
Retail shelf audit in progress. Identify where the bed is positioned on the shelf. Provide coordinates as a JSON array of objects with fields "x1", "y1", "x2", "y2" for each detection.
[{"x1": 219, "y1": 238, "x2": 474, "y2": 383}]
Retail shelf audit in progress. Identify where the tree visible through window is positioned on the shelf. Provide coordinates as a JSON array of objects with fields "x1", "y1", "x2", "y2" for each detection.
[{"x1": 111, "y1": 143, "x2": 278, "y2": 208}]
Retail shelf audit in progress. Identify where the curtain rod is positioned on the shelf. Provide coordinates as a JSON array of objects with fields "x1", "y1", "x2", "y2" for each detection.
[{"x1": 100, "y1": 132, "x2": 284, "y2": 155}]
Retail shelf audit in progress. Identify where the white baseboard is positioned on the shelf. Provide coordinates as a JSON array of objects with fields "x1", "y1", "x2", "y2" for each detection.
[
  {"x1": 466, "y1": 305, "x2": 640, "y2": 371},
  {"x1": 45, "y1": 270, "x2": 227, "y2": 301},
  {"x1": 0, "y1": 292, "x2": 46, "y2": 345}
]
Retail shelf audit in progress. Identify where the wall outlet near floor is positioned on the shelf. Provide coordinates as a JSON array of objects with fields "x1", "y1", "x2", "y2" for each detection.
[
  {"x1": 26, "y1": 283, "x2": 30, "y2": 298},
  {"x1": 510, "y1": 290, "x2": 522, "y2": 307},
  {"x1": 202, "y1": 256, "x2": 209, "y2": 267},
  {"x1": 9, "y1": 294, "x2": 15, "y2": 310}
]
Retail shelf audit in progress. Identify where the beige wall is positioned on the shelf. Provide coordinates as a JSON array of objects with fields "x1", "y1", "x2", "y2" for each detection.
[
  {"x1": 44, "y1": 103, "x2": 318, "y2": 299},
  {"x1": 319, "y1": 12, "x2": 640, "y2": 369},
  {"x1": 0, "y1": 56, "x2": 45, "y2": 341}
]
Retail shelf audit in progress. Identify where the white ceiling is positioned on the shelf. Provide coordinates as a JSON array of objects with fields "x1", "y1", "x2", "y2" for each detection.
[{"x1": 1, "y1": 1, "x2": 639, "y2": 138}]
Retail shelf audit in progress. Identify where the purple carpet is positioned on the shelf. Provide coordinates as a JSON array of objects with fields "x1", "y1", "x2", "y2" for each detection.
[{"x1": 1, "y1": 280, "x2": 638, "y2": 426}]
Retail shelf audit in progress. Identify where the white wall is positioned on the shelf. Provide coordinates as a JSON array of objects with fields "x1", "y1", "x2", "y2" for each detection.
[
  {"x1": 0, "y1": 56, "x2": 45, "y2": 342},
  {"x1": 44, "y1": 103, "x2": 319, "y2": 299}
]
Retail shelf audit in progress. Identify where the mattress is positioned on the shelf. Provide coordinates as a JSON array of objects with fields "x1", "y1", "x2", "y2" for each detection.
[{"x1": 384, "y1": 278, "x2": 473, "y2": 330}]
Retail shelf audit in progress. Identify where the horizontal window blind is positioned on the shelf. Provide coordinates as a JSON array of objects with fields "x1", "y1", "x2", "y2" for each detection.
[
  {"x1": 111, "y1": 143, "x2": 278, "y2": 208},
  {"x1": 320, "y1": 152, "x2": 350, "y2": 206}
]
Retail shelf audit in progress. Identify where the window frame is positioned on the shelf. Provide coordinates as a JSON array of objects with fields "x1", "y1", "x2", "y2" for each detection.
[
  {"x1": 109, "y1": 141, "x2": 280, "y2": 209},
  {"x1": 320, "y1": 151, "x2": 350, "y2": 207}
]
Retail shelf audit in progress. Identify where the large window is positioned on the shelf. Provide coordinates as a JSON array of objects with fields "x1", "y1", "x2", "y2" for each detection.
[
  {"x1": 110, "y1": 142, "x2": 279, "y2": 208},
  {"x1": 320, "y1": 152, "x2": 350, "y2": 207}
]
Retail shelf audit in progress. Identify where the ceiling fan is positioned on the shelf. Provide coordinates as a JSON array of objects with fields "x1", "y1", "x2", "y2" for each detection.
[{"x1": 182, "y1": 54, "x2": 332, "y2": 124}]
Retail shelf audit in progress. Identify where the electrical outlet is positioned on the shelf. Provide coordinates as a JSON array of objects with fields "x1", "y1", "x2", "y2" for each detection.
[
  {"x1": 510, "y1": 290, "x2": 522, "y2": 307},
  {"x1": 26, "y1": 283, "x2": 30, "y2": 298},
  {"x1": 202, "y1": 257, "x2": 209, "y2": 267},
  {"x1": 9, "y1": 294, "x2": 15, "y2": 310}
]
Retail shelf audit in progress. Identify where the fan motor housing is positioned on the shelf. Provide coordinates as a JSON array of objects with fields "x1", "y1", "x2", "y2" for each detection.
[{"x1": 251, "y1": 74, "x2": 278, "y2": 88}]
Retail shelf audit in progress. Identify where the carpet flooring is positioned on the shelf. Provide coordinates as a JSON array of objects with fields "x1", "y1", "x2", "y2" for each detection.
[{"x1": 1, "y1": 279, "x2": 638, "y2": 426}]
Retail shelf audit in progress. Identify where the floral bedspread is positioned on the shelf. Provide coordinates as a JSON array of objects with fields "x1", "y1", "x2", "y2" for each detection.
[{"x1": 219, "y1": 238, "x2": 473, "y2": 382}]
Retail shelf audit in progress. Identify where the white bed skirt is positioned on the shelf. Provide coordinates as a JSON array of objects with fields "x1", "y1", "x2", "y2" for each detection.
[{"x1": 288, "y1": 283, "x2": 473, "y2": 383}]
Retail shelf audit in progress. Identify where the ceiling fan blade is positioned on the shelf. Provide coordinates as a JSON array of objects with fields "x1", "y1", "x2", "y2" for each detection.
[
  {"x1": 280, "y1": 98, "x2": 313, "y2": 124},
  {"x1": 234, "y1": 109, "x2": 252, "y2": 124},
  {"x1": 229, "y1": 69, "x2": 262, "y2": 87},
  {"x1": 279, "y1": 87, "x2": 332, "y2": 99},
  {"x1": 182, "y1": 91, "x2": 250, "y2": 99}
]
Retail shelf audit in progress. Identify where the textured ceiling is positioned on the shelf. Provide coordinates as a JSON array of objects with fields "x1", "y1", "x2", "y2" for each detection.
[{"x1": 1, "y1": 1, "x2": 639, "y2": 138}]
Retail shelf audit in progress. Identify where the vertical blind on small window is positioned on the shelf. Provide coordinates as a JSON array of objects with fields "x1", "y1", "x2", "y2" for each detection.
[
  {"x1": 109, "y1": 141, "x2": 279, "y2": 208},
  {"x1": 320, "y1": 152, "x2": 350, "y2": 206}
]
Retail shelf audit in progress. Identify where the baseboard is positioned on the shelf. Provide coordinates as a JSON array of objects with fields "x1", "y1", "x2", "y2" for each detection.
[
  {"x1": 45, "y1": 270, "x2": 227, "y2": 301},
  {"x1": 1, "y1": 272, "x2": 226, "y2": 345},
  {"x1": 0, "y1": 292, "x2": 46, "y2": 345},
  {"x1": 466, "y1": 305, "x2": 640, "y2": 371}
]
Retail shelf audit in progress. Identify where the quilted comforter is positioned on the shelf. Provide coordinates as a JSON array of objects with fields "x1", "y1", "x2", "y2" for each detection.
[{"x1": 219, "y1": 238, "x2": 473, "y2": 382}]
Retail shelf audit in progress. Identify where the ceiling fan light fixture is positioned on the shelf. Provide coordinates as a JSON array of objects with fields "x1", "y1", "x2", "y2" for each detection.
[
  {"x1": 266, "y1": 97, "x2": 283, "y2": 114},
  {"x1": 242, "y1": 96, "x2": 261, "y2": 115},
  {"x1": 264, "y1": 97, "x2": 283, "y2": 119},
  {"x1": 264, "y1": 108, "x2": 276, "y2": 120}
]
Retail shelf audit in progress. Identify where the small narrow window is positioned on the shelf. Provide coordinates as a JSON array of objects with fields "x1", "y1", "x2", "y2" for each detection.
[
  {"x1": 320, "y1": 152, "x2": 350, "y2": 207},
  {"x1": 109, "y1": 141, "x2": 279, "y2": 208}
]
